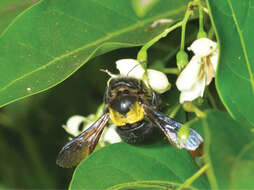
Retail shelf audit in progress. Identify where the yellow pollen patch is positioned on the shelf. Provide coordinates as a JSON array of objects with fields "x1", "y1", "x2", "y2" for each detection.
[{"x1": 109, "y1": 101, "x2": 144, "y2": 126}]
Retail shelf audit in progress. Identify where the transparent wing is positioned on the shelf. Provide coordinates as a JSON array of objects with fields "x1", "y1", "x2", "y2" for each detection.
[
  {"x1": 56, "y1": 113, "x2": 110, "y2": 168},
  {"x1": 143, "y1": 104, "x2": 203, "y2": 151}
]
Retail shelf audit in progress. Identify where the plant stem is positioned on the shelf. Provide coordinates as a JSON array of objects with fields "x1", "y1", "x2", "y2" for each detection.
[
  {"x1": 193, "y1": 105, "x2": 205, "y2": 118},
  {"x1": 176, "y1": 163, "x2": 210, "y2": 190},
  {"x1": 169, "y1": 104, "x2": 181, "y2": 118},
  {"x1": 137, "y1": 21, "x2": 183, "y2": 66},
  {"x1": 198, "y1": 0, "x2": 205, "y2": 34},
  {"x1": 207, "y1": 88, "x2": 217, "y2": 109},
  {"x1": 162, "y1": 67, "x2": 180, "y2": 75},
  {"x1": 180, "y1": 1, "x2": 194, "y2": 51},
  {"x1": 183, "y1": 102, "x2": 205, "y2": 118}
]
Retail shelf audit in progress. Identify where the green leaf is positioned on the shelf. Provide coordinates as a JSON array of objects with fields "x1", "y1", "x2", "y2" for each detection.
[
  {"x1": 131, "y1": 0, "x2": 159, "y2": 18},
  {"x1": 0, "y1": 0, "x2": 39, "y2": 34},
  {"x1": 231, "y1": 141, "x2": 254, "y2": 189},
  {"x1": 0, "y1": 0, "x2": 189, "y2": 108},
  {"x1": 207, "y1": 0, "x2": 254, "y2": 127},
  {"x1": 70, "y1": 143, "x2": 209, "y2": 190},
  {"x1": 193, "y1": 110, "x2": 254, "y2": 189},
  {"x1": 107, "y1": 180, "x2": 196, "y2": 190}
]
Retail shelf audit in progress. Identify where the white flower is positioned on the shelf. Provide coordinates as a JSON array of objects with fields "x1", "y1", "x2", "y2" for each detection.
[
  {"x1": 147, "y1": 69, "x2": 171, "y2": 93},
  {"x1": 62, "y1": 114, "x2": 122, "y2": 144},
  {"x1": 188, "y1": 38, "x2": 217, "y2": 57},
  {"x1": 116, "y1": 59, "x2": 170, "y2": 94},
  {"x1": 116, "y1": 59, "x2": 145, "y2": 79},
  {"x1": 102, "y1": 126, "x2": 122, "y2": 144},
  {"x1": 176, "y1": 38, "x2": 218, "y2": 104},
  {"x1": 62, "y1": 115, "x2": 86, "y2": 137}
]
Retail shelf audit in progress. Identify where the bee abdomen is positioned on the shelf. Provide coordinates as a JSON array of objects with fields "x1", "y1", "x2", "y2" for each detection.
[{"x1": 116, "y1": 120, "x2": 162, "y2": 144}]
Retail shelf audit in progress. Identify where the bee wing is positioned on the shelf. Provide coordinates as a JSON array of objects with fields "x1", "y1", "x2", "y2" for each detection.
[
  {"x1": 56, "y1": 113, "x2": 110, "y2": 168},
  {"x1": 143, "y1": 104, "x2": 203, "y2": 151}
]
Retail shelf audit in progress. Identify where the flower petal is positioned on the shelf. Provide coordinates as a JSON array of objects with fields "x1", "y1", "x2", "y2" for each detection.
[
  {"x1": 103, "y1": 126, "x2": 122, "y2": 144},
  {"x1": 188, "y1": 38, "x2": 217, "y2": 57},
  {"x1": 179, "y1": 74, "x2": 206, "y2": 103},
  {"x1": 204, "y1": 60, "x2": 215, "y2": 85},
  {"x1": 210, "y1": 50, "x2": 218, "y2": 71},
  {"x1": 63, "y1": 115, "x2": 86, "y2": 137},
  {"x1": 147, "y1": 69, "x2": 171, "y2": 94},
  {"x1": 176, "y1": 55, "x2": 203, "y2": 91},
  {"x1": 116, "y1": 59, "x2": 145, "y2": 79},
  {"x1": 204, "y1": 49, "x2": 218, "y2": 85}
]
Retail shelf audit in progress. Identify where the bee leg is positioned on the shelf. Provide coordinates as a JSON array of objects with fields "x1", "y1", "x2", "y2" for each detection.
[{"x1": 151, "y1": 91, "x2": 161, "y2": 108}]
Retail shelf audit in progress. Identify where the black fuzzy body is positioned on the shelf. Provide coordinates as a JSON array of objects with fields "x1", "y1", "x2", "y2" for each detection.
[{"x1": 104, "y1": 77, "x2": 161, "y2": 144}]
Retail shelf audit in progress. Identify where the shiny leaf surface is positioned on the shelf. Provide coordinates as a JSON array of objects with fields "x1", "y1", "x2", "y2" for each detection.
[
  {"x1": 190, "y1": 110, "x2": 254, "y2": 189},
  {"x1": 207, "y1": 0, "x2": 254, "y2": 127},
  {"x1": 0, "y1": 0, "x2": 189, "y2": 108},
  {"x1": 70, "y1": 143, "x2": 209, "y2": 189},
  {"x1": 107, "y1": 180, "x2": 196, "y2": 190}
]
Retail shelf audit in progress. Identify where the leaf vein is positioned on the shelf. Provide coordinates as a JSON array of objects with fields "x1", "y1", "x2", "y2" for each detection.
[
  {"x1": 51, "y1": 8, "x2": 108, "y2": 36},
  {"x1": 224, "y1": 63, "x2": 250, "y2": 81},
  {"x1": 227, "y1": 0, "x2": 254, "y2": 93},
  {"x1": 0, "y1": 5, "x2": 186, "y2": 94},
  {"x1": 126, "y1": 148, "x2": 184, "y2": 182},
  {"x1": 89, "y1": 0, "x2": 138, "y2": 22}
]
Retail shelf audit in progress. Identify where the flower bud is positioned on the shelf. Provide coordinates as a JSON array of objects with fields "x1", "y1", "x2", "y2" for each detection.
[
  {"x1": 177, "y1": 124, "x2": 190, "y2": 144},
  {"x1": 182, "y1": 102, "x2": 195, "y2": 112},
  {"x1": 197, "y1": 30, "x2": 207, "y2": 39},
  {"x1": 176, "y1": 50, "x2": 189, "y2": 70},
  {"x1": 188, "y1": 38, "x2": 217, "y2": 57},
  {"x1": 116, "y1": 59, "x2": 145, "y2": 79},
  {"x1": 147, "y1": 69, "x2": 171, "y2": 94}
]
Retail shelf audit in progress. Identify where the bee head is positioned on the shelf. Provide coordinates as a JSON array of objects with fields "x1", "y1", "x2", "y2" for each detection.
[
  {"x1": 110, "y1": 90, "x2": 136, "y2": 116},
  {"x1": 108, "y1": 87, "x2": 145, "y2": 126}
]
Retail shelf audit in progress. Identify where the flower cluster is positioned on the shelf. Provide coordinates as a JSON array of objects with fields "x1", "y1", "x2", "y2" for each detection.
[{"x1": 176, "y1": 38, "x2": 218, "y2": 103}]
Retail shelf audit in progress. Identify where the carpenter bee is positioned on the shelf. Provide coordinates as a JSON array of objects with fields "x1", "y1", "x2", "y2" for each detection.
[{"x1": 56, "y1": 77, "x2": 203, "y2": 168}]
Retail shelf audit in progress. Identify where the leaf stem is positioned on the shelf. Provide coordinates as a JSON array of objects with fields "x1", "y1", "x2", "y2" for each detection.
[
  {"x1": 176, "y1": 163, "x2": 210, "y2": 190},
  {"x1": 193, "y1": 105, "x2": 205, "y2": 118},
  {"x1": 198, "y1": 2, "x2": 204, "y2": 30},
  {"x1": 180, "y1": 1, "x2": 195, "y2": 51},
  {"x1": 198, "y1": 1, "x2": 206, "y2": 36},
  {"x1": 169, "y1": 104, "x2": 181, "y2": 118},
  {"x1": 183, "y1": 102, "x2": 205, "y2": 118},
  {"x1": 137, "y1": 21, "x2": 183, "y2": 66},
  {"x1": 207, "y1": 88, "x2": 217, "y2": 109},
  {"x1": 162, "y1": 67, "x2": 180, "y2": 75}
]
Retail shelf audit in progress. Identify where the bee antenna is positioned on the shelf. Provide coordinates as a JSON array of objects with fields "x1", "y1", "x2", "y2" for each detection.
[
  {"x1": 100, "y1": 69, "x2": 118, "y2": 78},
  {"x1": 127, "y1": 62, "x2": 146, "y2": 77}
]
